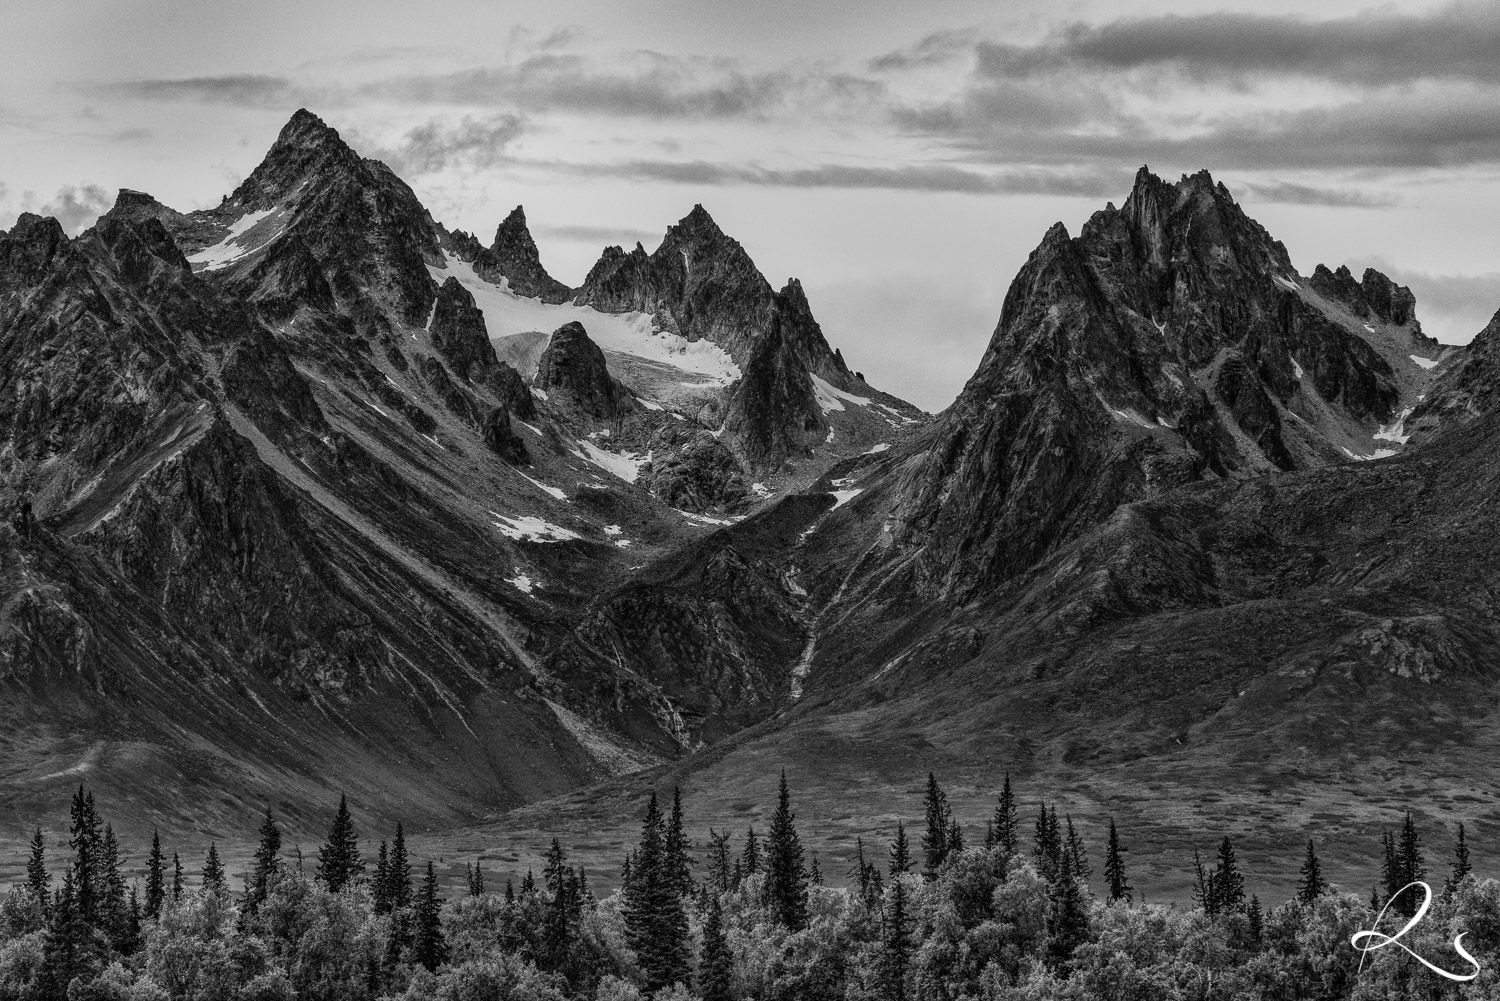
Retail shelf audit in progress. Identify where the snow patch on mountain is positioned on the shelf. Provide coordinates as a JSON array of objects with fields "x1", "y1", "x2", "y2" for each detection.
[
  {"x1": 429, "y1": 254, "x2": 739, "y2": 384},
  {"x1": 490, "y1": 514, "x2": 580, "y2": 543},
  {"x1": 811, "y1": 374, "x2": 873, "y2": 414},
  {"x1": 572, "y1": 440, "x2": 645, "y2": 483},
  {"x1": 1410, "y1": 354, "x2": 1440, "y2": 370},
  {"x1": 188, "y1": 208, "x2": 281, "y2": 271}
]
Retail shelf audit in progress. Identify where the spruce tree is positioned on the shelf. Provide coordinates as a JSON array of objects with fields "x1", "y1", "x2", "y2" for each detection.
[
  {"x1": 991, "y1": 774, "x2": 1018, "y2": 856},
  {"x1": 73, "y1": 836, "x2": 95, "y2": 928},
  {"x1": 251, "y1": 808, "x2": 281, "y2": 908},
  {"x1": 544, "y1": 838, "x2": 569, "y2": 897},
  {"x1": 1064, "y1": 816, "x2": 1089, "y2": 881},
  {"x1": 947, "y1": 819, "x2": 965, "y2": 856},
  {"x1": 467, "y1": 860, "x2": 485, "y2": 897},
  {"x1": 1213, "y1": 837, "x2": 1244, "y2": 914},
  {"x1": 69, "y1": 789, "x2": 102, "y2": 924},
  {"x1": 666, "y1": 787, "x2": 692, "y2": 896},
  {"x1": 1395, "y1": 812, "x2": 1425, "y2": 917},
  {"x1": 68, "y1": 787, "x2": 102, "y2": 881},
  {"x1": 764, "y1": 771, "x2": 809, "y2": 931},
  {"x1": 26, "y1": 827, "x2": 50, "y2": 909},
  {"x1": 623, "y1": 793, "x2": 690, "y2": 992},
  {"x1": 172, "y1": 853, "x2": 184, "y2": 900},
  {"x1": 1298, "y1": 839, "x2": 1327, "y2": 904},
  {"x1": 1398, "y1": 811, "x2": 1425, "y2": 883},
  {"x1": 707, "y1": 829, "x2": 733, "y2": 893},
  {"x1": 699, "y1": 895, "x2": 733, "y2": 1001},
  {"x1": 413, "y1": 861, "x2": 446, "y2": 972},
  {"x1": 1192, "y1": 850, "x2": 1215, "y2": 917},
  {"x1": 203, "y1": 843, "x2": 227, "y2": 893},
  {"x1": 1248, "y1": 894, "x2": 1264, "y2": 947},
  {"x1": 389, "y1": 824, "x2": 413, "y2": 909},
  {"x1": 741, "y1": 826, "x2": 761, "y2": 876},
  {"x1": 123, "y1": 886, "x2": 142, "y2": 955},
  {"x1": 921, "y1": 773, "x2": 951, "y2": 876},
  {"x1": 1033, "y1": 804, "x2": 1064, "y2": 884},
  {"x1": 810, "y1": 855, "x2": 823, "y2": 886},
  {"x1": 317, "y1": 793, "x2": 362, "y2": 892},
  {"x1": 98, "y1": 825, "x2": 126, "y2": 942},
  {"x1": 1104, "y1": 818, "x2": 1131, "y2": 903},
  {"x1": 39, "y1": 869, "x2": 96, "y2": 1001},
  {"x1": 1046, "y1": 870, "x2": 1090, "y2": 969},
  {"x1": 144, "y1": 832, "x2": 165, "y2": 919},
  {"x1": 1448, "y1": 823, "x2": 1473, "y2": 893},
  {"x1": 889, "y1": 821, "x2": 911, "y2": 876},
  {"x1": 373, "y1": 842, "x2": 392, "y2": 913},
  {"x1": 882, "y1": 877, "x2": 911, "y2": 1001},
  {"x1": 1380, "y1": 830, "x2": 1399, "y2": 907}
]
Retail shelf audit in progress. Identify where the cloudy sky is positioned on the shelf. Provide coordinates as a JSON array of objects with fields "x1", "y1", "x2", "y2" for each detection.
[{"x1": 5, "y1": 0, "x2": 1500, "y2": 410}]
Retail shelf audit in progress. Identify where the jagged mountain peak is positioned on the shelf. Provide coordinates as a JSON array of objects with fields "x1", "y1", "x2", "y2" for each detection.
[
  {"x1": 675, "y1": 202, "x2": 724, "y2": 236},
  {"x1": 474, "y1": 203, "x2": 569, "y2": 303},
  {"x1": 225, "y1": 107, "x2": 362, "y2": 211},
  {"x1": 533, "y1": 320, "x2": 632, "y2": 420},
  {"x1": 1309, "y1": 262, "x2": 1422, "y2": 330},
  {"x1": 894, "y1": 166, "x2": 1444, "y2": 601}
]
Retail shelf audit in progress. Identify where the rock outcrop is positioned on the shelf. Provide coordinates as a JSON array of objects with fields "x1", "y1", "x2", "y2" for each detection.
[
  {"x1": 532, "y1": 322, "x2": 633, "y2": 420},
  {"x1": 473, "y1": 206, "x2": 570, "y2": 303}
]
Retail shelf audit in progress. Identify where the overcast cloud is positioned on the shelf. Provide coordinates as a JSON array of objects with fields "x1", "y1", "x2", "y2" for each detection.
[{"x1": 7, "y1": 0, "x2": 1500, "y2": 408}]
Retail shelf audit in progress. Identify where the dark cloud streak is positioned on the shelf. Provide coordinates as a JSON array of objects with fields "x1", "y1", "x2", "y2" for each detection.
[{"x1": 976, "y1": 3, "x2": 1500, "y2": 87}]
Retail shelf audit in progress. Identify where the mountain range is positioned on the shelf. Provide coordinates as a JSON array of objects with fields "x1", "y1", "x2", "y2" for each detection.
[{"x1": 3, "y1": 109, "x2": 1495, "y2": 896}]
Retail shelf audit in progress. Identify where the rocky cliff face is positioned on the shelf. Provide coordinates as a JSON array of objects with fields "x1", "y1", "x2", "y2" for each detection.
[
  {"x1": 892, "y1": 167, "x2": 1442, "y2": 600},
  {"x1": 472, "y1": 206, "x2": 571, "y2": 304},
  {"x1": 533, "y1": 322, "x2": 634, "y2": 421},
  {"x1": 573, "y1": 205, "x2": 874, "y2": 467}
]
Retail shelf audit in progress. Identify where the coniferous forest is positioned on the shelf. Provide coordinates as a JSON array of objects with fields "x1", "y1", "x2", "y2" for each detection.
[{"x1": 1, "y1": 775, "x2": 1496, "y2": 1001}]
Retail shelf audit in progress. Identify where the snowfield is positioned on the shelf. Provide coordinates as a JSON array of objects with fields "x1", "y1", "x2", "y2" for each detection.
[
  {"x1": 188, "y1": 208, "x2": 282, "y2": 271},
  {"x1": 572, "y1": 440, "x2": 646, "y2": 483},
  {"x1": 489, "y1": 514, "x2": 580, "y2": 543},
  {"x1": 811, "y1": 374, "x2": 873, "y2": 414},
  {"x1": 429, "y1": 254, "x2": 740, "y2": 385}
]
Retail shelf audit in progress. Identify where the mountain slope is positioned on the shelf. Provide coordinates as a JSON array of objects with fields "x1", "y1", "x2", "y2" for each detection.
[{"x1": 0, "y1": 109, "x2": 930, "y2": 845}]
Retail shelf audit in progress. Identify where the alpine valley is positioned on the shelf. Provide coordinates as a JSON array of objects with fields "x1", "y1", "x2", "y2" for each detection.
[{"x1": 3, "y1": 110, "x2": 1497, "y2": 900}]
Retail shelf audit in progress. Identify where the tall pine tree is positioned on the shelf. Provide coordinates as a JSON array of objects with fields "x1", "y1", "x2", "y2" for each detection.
[
  {"x1": 389, "y1": 823, "x2": 413, "y2": 910},
  {"x1": 1104, "y1": 818, "x2": 1131, "y2": 903},
  {"x1": 144, "y1": 832, "x2": 165, "y2": 919},
  {"x1": 991, "y1": 775, "x2": 1018, "y2": 856},
  {"x1": 1213, "y1": 837, "x2": 1244, "y2": 914},
  {"x1": 317, "y1": 794, "x2": 363, "y2": 892},
  {"x1": 202, "y1": 843, "x2": 226, "y2": 893},
  {"x1": 1448, "y1": 823, "x2": 1473, "y2": 893},
  {"x1": 373, "y1": 842, "x2": 392, "y2": 913},
  {"x1": 764, "y1": 771, "x2": 809, "y2": 931},
  {"x1": 251, "y1": 808, "x2": 282, "y2": 908},
  {"x1": 1064, "y1": 816, "x2": 1090, "y2": 882},
  {"x1": 707, "y1": 829, "x2": 733, "y2": 893},
  {"x1": 26, "y1": 828, "x2": 50, "y2": 909},
  {"x1": 889, "y1": 821, "x2": 911, "y2": 876},
  {"x1": 699, "y1": 895, "x2": 733, "y2": 1001},
  {"x1": 921, "y1": 773, "x2": 951, "y2": 876},
  {"x1": 882, "y1": 878, "x2": 911, "y2": 1001},
  {"x1": 741, "y1": 826, "x2": 761, "y2": 877},
  {"x1": 623, "y1": 793, "x2": 690, "y2": 993},
  {"x1": 1298, "y1": 839, "x2": 1327, "y2": 904},
  {"x1": 413, "y1": 861, "x2": 446, "y2": 972},
  {"x1": 665, "y1": 787, "x2": 692, "y2": 896}
]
